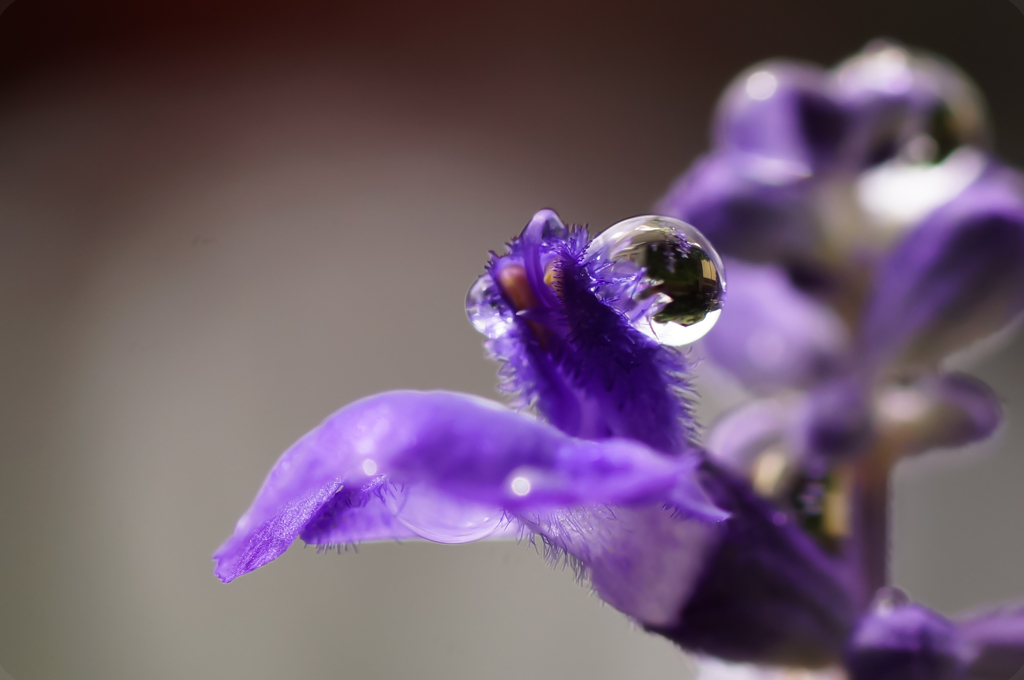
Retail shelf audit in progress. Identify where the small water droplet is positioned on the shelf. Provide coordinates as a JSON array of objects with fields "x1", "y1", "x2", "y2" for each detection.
[
  {"x1": 871, "y1": 586, "x2": 910, "y2": 614},
  {"x1": 587, "y1": 215, "x2": 726, "y2": 346},
  {"x1": 466, "y1": 273, "x2": 514, "y2": 338},
  {"x1": 383, "y1": 484, "x2": 503, "y2": 544}
]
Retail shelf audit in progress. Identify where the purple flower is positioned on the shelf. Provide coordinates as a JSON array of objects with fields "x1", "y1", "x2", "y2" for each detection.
[
  {"x1": 845, "y1": 590, "x2": 1024, "y2": 680},
  {"x1": 213, "y1": 40, "x2": 1024, "y2": 680},
  {"x1": 214, "y1": 210, "x2": 736, "y2": 633},
  {"x1": 658, "y1": 41, "x2": 1024, "y2": 678},
  {"x1": 661, "y1": 42, "x2": 1024, "y2": 399}
]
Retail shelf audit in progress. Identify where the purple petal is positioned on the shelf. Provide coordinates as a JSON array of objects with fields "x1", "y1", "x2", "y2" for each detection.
[
  {"x1": 956, "y1": 602, "x2": 1024, "y2": 679},
  {"x1": 519, "y1": 504, "x2": 720, "y2": 628},
  {"x1": 832, "y1": 40, "x2": 989, "y2": 169},
  {"x1": 471, "y1": 214, "x2": 701, "y2": 454},
  {"x1": 557, "y1": 249, "x2": 699, "y2": 452},
  {"x1": 798, "y1": 377, "x2": 873, "y2": 461},
  {"x1": 213, "y1": 390, "x2": 723, "y2": 583},
  {"x1": 859, "y1": 165, "x2": 1024, "y2": 368},
  {"x1": 299, "y1": 482, "x2": 420, "y2": 546},
  {"x1": 714, "y1": 60, "x2": 847, "y2": 171},
  {"x1": 873, "y1": 372, "x2": 1002, "y2": 456},
  {"x1": 657, "y1": 152, "x2": 817, "y2": 263},
  {"x1": 646, "y1": 462, "x2": 860, "y2": 668},
  {"x1": 715, "y1": 370, "x2": 1003, "y2": 472},
  {"x1": 469, "y1": 211, "x2": 591, "y2": 434},
  {"x1": 845, "y1": 594, "x2": 966, "y2": 680},
  {"x1": 701, "y1": 259, "x2": 851, "y2": 392}
]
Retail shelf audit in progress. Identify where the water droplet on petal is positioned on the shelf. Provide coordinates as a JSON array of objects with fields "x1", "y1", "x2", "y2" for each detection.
[
  {"x1": 466, "y1": 273, "x2": 514, "y2": 338},
  {"x1": 870, "y1": 586, "x2": 911, "y2": 615},
  {"x1": 587, "y1": 215, "x2": 726, "y2": 346},
  {"x1": 383, "y1": 484, "x2": 504, "y2": 544}
]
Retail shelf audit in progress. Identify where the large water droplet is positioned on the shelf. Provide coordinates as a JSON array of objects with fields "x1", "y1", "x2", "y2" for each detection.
[
  {"x1": 587, "y1": 215, "x2": 726, "y2": 346},
  {"x1": 466, "y1": 273, "x2": 514, "y2": 338},
  {"x1": 383, "y1": 484, "x2": 504, "y2": 544}
]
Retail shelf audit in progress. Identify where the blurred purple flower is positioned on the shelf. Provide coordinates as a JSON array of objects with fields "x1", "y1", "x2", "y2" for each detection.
[
  {"x1": 659, "y1": 41, "x2": 1024, "y2": 679},
  {"x1": 215, "y1": 210, "x2": 738, "y2": 633},
  {"x1": 213, "y1": 40, "x2": 1024, "y2": 680}
]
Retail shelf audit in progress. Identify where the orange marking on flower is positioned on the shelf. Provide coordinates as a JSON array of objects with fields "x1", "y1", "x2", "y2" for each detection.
[
  {"x1": 544, "y1": 260, "x2": 563, "y2": 296},
  {"x1": 496, "y1": 264, "x2": 549, "y2": 346},
  {"x1": 497, "y1": 265, "x2": 540, "y2": 312}
]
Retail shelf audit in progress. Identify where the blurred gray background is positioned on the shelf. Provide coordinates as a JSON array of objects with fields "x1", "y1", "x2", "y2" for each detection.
[{"x1": 0, "y1": 1, "x2": 1022, "y2": 678}]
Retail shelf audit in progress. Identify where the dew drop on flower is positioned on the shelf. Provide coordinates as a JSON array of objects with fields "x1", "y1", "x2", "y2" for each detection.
[
  {"x1": 466, "y1": 273, "x2": 513, "y2": 338},
  {"x1": 588, "y1": 215, "x2": 727, "y2": 346},
  {"x1": 383, "y1": 483, "x2": 504, "y2": 544}
]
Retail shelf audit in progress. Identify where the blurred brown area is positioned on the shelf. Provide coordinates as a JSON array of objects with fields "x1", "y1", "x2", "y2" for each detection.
[{"x1": 0, "y1": 1, "x2": 1022, "y2": 678}]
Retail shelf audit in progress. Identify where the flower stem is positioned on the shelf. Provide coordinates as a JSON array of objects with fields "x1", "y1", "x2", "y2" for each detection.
[{"x1": 854, "y1": 447, "x2": 893, "y2": 599}]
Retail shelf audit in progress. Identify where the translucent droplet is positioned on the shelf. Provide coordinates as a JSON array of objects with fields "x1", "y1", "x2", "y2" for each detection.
[
  {"x1": 587, "y1": 215, "x2": 726, "y2": 346},
  {"x1": 383, "y1": 483, "x2": 504, "y2": 544},
  {"x1": 870, "y1": 586, "x2": 910, "y2": 615},
  {"x1": 466, "y1": 273, "x2": 513, "y2": 338}
]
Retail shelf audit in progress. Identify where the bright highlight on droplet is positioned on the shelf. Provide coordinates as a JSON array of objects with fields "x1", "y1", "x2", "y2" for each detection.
[
  {"x1": 361, "y1": 459, "x2": 378, "y2": 476},
  {"x1": 746, "y1": 71, "x2": 778, "y2": 100},
  {"x1": 510, "y1": 477, "x2": 532, "y2": 496}
]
